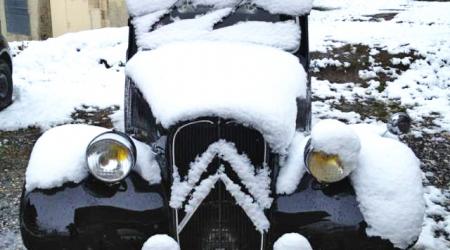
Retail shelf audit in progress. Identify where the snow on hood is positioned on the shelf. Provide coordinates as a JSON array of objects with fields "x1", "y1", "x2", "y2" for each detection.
[
  {"x1": 25, "y1": 124, "x2": 161, "y2": 192},
  {"x1": 126, "y1": 41, "x2": 307, "y2": 152},
  {"x1": 126, "y1": 0, "x2": 313, "y2": 17}
]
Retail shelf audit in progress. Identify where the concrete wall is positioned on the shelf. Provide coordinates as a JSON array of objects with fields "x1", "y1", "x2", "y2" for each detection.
[
  {"x1": 107, "y1": 0, "x2": 128, "y2": 27},
  {"x1": 1, "y1": 0, "x2": 127, "y2": 41},
  {"x1": 50, "y1": 0, "x2": 91, "y2": 37},
  {"x1": 50, "y1": 0, "x2": 127, "y2": 37}
]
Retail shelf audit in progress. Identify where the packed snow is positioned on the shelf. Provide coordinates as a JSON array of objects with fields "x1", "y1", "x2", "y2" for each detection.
[
  {"x1": 127, "y1": 41, "x2": 307, "y2": 152},
  {"x1": 351, "y1": 126, "x2": 425, "y2": 249},
  {"x1": 276, "y1": 132, "x2": 308, "y2": 195},
  {"x1": 311, "y1": 119, "x2": 361, "y2": 180},
  {"x1": 126, "y1": 0, "x2": 313, "y2": 17},
  {"x1": 126, "y1": 0, "x2": 178, "y2": 17},
  {"x1": 129, "y1": 0, "x2": 303, "y2": 52},
  {"x1": 141, "y1": 235, "x2": 180, "y2": 250},
  {"x1": 137, "y1": 13, "x2": 301, "y2": 51},
  {"x1": 273, "y1": 233, "x2": 313, "y2": 250},
  {"x1": 25, "y1": 124, "x2": 160, "y2": 192}
]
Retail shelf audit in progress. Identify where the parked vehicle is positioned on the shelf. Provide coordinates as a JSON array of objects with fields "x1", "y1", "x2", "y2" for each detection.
[
  {"x1": 20, "y1": 1, "x2": 424, "y2": 250},
  {"x1": 0, "y1": 34, "x2": 13, "y2": 110}
]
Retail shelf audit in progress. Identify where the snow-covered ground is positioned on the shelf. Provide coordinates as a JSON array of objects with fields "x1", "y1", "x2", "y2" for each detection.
[{"x1": 0, "y1": 0, "x2": 449, "y2": 249}]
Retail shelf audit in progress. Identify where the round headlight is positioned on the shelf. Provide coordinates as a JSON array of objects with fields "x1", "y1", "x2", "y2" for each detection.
[
  {"x1": 306, "y1": 150, "x2": 345, "y2": 183},
  {"x1": 86, "y1": 131, "x2": 136, "y2": 183}
]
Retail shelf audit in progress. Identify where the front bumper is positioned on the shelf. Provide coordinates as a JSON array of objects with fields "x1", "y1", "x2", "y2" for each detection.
[{"x1": 21, "y1": 173, "x2": 396, "y2": 250}]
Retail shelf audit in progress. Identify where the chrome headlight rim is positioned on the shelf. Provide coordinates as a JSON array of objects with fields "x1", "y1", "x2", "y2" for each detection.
[{"x1": 86, "y1": 130, "x2": 137, "y2": 183}]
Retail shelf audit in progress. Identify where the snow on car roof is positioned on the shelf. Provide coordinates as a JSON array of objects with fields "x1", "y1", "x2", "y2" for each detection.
[
  {"x1": 126, "y1": 0, "x2": 314, "y2": 17},
  {"x1": 134, "y1": 8, "x2": 301, "y2": 51},
  {"x1": 126, "y1": 41, "x2": 307, "y2": 152}
]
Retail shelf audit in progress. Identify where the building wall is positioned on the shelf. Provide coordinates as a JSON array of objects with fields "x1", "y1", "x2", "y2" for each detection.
[
  {"x1": 107, "y1": 0, "x2": 128, "y2": 27},
  {"x1": 0, "y1": 0, "x2": 52, "y2": 41},
  {"x1": 1, "y1": 0, "x2": 127, "y2": 41},
  {"x1": 50, "y1": 0, "x2": 92, "y2": 37},
  {"x1": 50, "y1": 0, "x2": 127, "y2": 37}
]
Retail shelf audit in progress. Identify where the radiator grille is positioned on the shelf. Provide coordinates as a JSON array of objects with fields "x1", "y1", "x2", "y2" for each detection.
[{"x1": 171, "y1": 118, "x2": 266, "y2": 250}]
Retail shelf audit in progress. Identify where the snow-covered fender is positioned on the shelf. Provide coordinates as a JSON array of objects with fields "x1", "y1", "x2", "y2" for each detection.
[
  {"x1": 20, "y1": 125, "x2": 173, "y2": 250},
  {"x1": 272, "y1": 121, "x2": 424, "y2": 249},
  {"x1": 269, "y1": 174, "x2": 396, "y2": 249}
]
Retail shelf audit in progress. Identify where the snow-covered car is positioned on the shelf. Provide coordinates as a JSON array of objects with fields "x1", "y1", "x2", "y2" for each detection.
[
  {"x1": 0, "y1": 34, "x2": 13, "y2": 110},
  {"x1": 20, "y1": 1, "x2": 425, "y2": 250}
]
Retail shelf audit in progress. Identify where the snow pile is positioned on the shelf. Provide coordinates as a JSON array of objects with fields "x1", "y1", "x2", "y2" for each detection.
[
  {"x1": 171, "y1": 140, "x2": 272, "y2": 232},
  {"x1": 132, "y1": 10, "x2": 170, "y2": 43},
  {"x1": 137, "y1": 8, "x2": 301, "y2": 51},
  {"x1": 0, "y1": 28, "x2": 127, "y2": 131},
  {"x1": 126, "y1": 0, "x2": 177, "y2": 17},
  {"x1": 251, "y1": 0, "x2": 313, "y2": 16},
  {"x1": 350, "y1": 126, "x2": 425, "y2": 249},
  {"x1": 25, "y1": 124, "x2": 161, "y2": 192},
  {"x1": 273, "y1": 233, "x2": 313, "y2": 250},
  {"x1": 127, "y1": 41, "x2": 307, "y2": 152},
  {"x1": 311, "y1": 119, "x2": 361, "y2": 178},
  {"x1": 141, "y1": 235, "x2": 180, "y2": 250},
  {"x1": 276, "y1": 132, "x2": 308, "y2": 195},
  {"x1": 126, "y1": 0, "x2": 313, "y2": 17}
]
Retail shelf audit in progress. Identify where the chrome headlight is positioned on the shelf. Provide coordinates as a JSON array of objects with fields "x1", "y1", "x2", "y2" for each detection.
[{"x1": 86, "y1": 131, "x2": 136, "y2": 183}]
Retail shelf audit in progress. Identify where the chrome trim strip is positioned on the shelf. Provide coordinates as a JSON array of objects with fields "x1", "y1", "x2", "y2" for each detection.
[
  {"x1": 178, "y1": 176, "x2": 220, "y2": 233},
  {"x1": 261, "y1": 233, "x2": 265, "y2": 250},
  {"x1": 172, "y1": 119, "x2": 215, "y2": 243}
]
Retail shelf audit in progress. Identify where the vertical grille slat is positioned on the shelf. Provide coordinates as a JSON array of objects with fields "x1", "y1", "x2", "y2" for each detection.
[{"x1": 171, "y1": 118, "x2": 267, "y2": 250}]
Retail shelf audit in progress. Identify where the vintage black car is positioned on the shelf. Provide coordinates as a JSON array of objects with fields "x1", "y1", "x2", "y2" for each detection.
[
  {"x1": 20, "y1": 1, "x2": 424, "y2": 250},
  {"x1": 0, "y1": 34, "x2": 13, "y2": 110}
]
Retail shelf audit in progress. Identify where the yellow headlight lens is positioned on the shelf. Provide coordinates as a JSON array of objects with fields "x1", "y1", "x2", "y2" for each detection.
[{"x1": 307, "y1": 151, "x2": 345, "y2": 183}]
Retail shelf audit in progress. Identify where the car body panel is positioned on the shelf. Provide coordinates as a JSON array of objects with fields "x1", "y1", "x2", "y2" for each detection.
[
  {"x1": 21, "y1": 173, "x2": 173, "y2": 250},
  {"x1": 21, "y1": 171, "x2": 395, "y2": 249}
]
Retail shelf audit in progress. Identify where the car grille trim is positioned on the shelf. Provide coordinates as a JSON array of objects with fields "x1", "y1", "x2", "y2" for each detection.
[{"x1": 170, "y1": 118, "x2": 269, "y2": 250}]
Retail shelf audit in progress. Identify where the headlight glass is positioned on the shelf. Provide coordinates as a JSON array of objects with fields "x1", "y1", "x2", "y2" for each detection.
[
  {"x1": 306, "y1": 151, "x2": 345, "y2": 184},
  {"x1": 86, "y1": 131, "x2": 136, "y2": 183}
]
